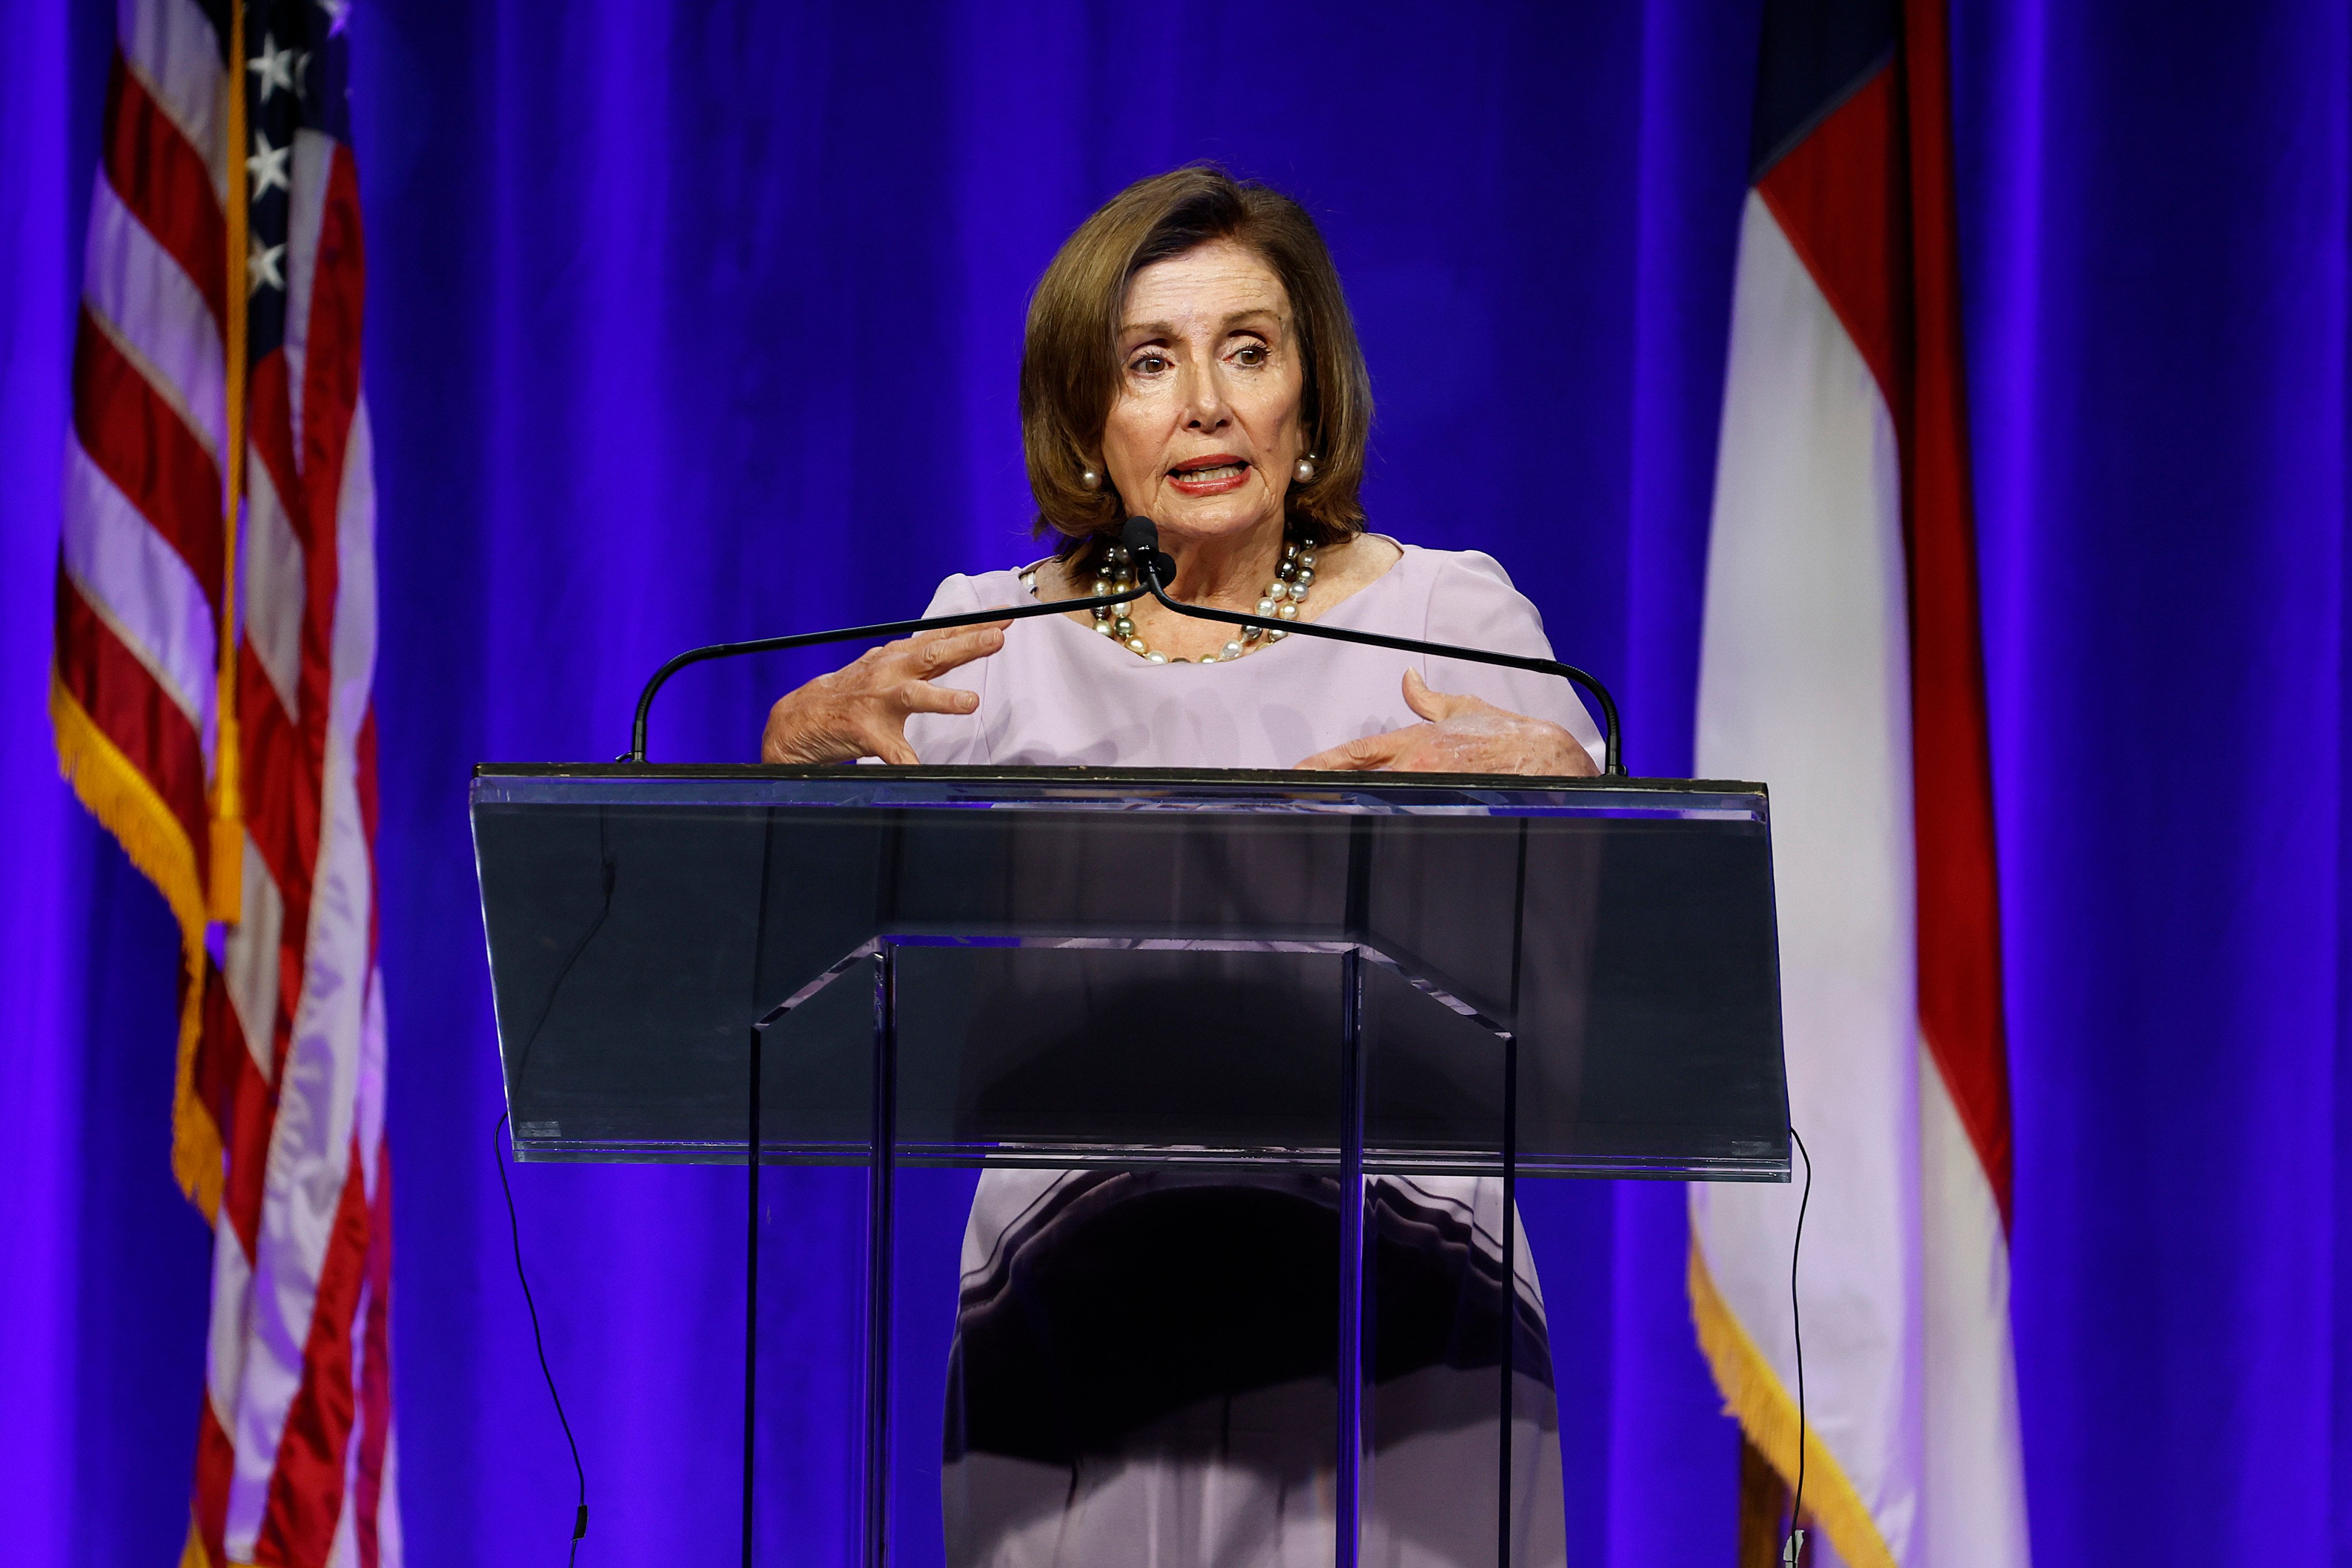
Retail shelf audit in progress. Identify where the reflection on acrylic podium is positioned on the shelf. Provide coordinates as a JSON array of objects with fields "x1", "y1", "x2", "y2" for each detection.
[{"x1": 473, "y1": 765, "x2": 1787, "y2": 1567}]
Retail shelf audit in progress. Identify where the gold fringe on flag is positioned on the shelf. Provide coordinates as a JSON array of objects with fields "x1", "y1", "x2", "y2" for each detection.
[
  {"x1": 50, "y1": 675, "x2": 226, "y2": 1223},
  {"x1": 177, "y1": 1516, "x2": 261, "y2": 1568},
  {"x1": 1688, "y1": 1238, "x2": 1897, "y2": 1568}
]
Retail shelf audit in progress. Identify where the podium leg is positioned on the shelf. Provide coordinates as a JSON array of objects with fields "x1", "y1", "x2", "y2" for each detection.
[
  {"x1": 863, "y1": 948, "x2": 898, "y2": 1568},
  {"x1": 743, "y1": 1021, "x2": 763, "y2": 1568},
  {"x1": 1498, "y1": 1031, "x2": 1516, "y2": 1568},
  {"x1": 1337, "y1": 948, "x2": 1365, "y2": 1568}
]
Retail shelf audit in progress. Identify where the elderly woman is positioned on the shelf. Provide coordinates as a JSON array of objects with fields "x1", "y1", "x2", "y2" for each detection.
[{"x1": 763, "y1": 167, "x2": 1599, "y2": 1567}]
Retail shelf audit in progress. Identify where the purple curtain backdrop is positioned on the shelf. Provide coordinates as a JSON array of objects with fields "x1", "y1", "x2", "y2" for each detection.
[
  {"x1": 1951, "y1": 2, "x2": 2352, "y2": 1559},
  {"x1": 2, "y1": 1, "x2": 2346, "y2": 1565}
]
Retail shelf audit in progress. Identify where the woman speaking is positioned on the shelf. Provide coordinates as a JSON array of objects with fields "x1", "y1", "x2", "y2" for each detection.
[{"x1": 763, "y1": 166, "x2": 1598, "y2": 1566}]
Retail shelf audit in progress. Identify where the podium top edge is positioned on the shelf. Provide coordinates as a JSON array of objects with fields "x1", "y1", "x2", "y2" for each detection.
[
  {"x1": 472, "y1": 762, "x2": 1767, "y2": 796},
  {"x1": 467, "y1": 764, "x2": 1770, "y2": 821}
]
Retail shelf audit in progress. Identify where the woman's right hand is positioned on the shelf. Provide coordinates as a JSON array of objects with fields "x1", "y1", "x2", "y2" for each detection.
[{"x1": 760, "y1": 621, "x2": 1009, "y2": 765}]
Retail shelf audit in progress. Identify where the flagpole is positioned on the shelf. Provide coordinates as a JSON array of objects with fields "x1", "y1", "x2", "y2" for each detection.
[{"x1": 209, "y1": 0, "x2": 247, "y2": 924}]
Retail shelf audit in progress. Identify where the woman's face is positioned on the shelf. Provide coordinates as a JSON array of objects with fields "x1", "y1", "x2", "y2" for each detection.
[{"x1": 1100, "y1": 239, "x2": 1307, "y2": 549}]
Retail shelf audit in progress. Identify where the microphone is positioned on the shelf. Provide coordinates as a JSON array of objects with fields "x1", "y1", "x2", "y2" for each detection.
[
  {"x1": 1117, "y1": 516, "x2": 1624, "y2": 775},
  {"x1": 624, "y1": 577, "x2": 1152, "y2": 763},
  {"x1": 625, "y1": 526, "x2": 1627, "y2": 773}
]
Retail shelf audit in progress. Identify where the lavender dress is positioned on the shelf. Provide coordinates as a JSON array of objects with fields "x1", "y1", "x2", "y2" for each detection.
[{"x1": 905, "y1": 543, "x2": 1596, "y2": 1568}]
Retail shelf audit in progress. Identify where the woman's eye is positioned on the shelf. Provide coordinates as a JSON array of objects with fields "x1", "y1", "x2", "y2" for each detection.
[
  {"x1": 1131, "y1": 354, "x2": 1168, "y2": 375},
  {"x1": 1233, "y1": 345, "x2": 1266, "y2": 366}
]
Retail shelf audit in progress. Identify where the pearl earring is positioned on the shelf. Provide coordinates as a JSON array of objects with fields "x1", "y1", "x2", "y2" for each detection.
[
  {"x1": 1293, "y1": 455, "x2": 1317, "y2": 484},
  {"x1": 1080, "y1": 467, "x2": 1103, "y2": 492}
]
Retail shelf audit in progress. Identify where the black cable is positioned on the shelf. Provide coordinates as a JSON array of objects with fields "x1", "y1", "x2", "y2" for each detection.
[
  {"x1": 495, "y1": 1111, "x2": 589, "y2": 1563},
  {"x1": 1786, "y1": 1125, "x2": 1813, "y2": 1565}
]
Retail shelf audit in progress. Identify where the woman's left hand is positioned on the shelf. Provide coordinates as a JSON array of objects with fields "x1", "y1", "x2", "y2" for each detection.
[{"x1": 1293, "y1": 669, "x2": 1599, "y2": 778}]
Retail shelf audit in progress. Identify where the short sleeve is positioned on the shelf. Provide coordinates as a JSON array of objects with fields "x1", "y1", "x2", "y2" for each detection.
[
  {"x1": 1420, "y1": 552, "x2": 1605, "y2": 770},
  {"x1": 900, "y1": 573, "x2": 1002, "y2": 766}
]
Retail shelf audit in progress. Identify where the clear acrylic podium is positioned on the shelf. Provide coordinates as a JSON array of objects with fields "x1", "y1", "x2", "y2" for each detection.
[{"x1": 472, "y1": 764, "x2": 1787, "y2": 1567}]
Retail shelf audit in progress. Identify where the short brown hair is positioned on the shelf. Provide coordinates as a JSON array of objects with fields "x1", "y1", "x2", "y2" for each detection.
[{"x1": 1020, "y1": 164, "x2": 1373, "y2": 549}]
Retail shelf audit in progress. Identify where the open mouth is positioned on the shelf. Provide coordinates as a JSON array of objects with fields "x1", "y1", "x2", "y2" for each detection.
[{"x1": 1167, "y1": 456, "x2": 1252, "y2": 493}]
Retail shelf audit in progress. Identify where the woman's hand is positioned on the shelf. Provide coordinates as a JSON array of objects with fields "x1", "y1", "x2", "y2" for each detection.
[
  {"x1": 1293, "y1": 669, "x2": 1598, "y2": 778},
  {"x1": 760, "y1": 622, "x2": 1008, "y2": 765}
]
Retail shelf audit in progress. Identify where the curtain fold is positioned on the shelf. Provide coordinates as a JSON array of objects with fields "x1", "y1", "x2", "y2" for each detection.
[{"x1": 1954, "y1": 1, "x2": 2351, "y2": 1561}]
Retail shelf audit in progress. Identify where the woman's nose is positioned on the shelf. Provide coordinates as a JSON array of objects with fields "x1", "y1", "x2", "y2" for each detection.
[{"x1": 1180, "y1": 361, "x2": 1229, "y2": 430}]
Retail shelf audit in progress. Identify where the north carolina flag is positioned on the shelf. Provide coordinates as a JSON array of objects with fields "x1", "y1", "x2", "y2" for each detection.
[{"x1": 1688, "y1": 1, "x2": 2028, "y2": 1563}]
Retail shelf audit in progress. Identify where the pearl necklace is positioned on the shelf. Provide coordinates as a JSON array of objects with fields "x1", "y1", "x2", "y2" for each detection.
[{"x1": 1020, "y1": 536, "x2": 1320, "y2": 665}]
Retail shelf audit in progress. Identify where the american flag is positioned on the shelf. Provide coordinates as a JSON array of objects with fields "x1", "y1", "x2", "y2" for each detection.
[{"x1": 51, "y1": 0, "x2": 396, "y2": 1562}]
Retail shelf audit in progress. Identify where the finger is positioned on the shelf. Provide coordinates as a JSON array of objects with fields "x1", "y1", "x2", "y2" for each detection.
[
  {"x1": 905, "y1": 623, "x2": 1007, "y2": 666},
  {"x1": 1295, "y1": 730, "x2": 1411, "y2": 772},
  {"x1": 1401, "y1": 667, "x2": 1476, "y2": 723},
  {"x1": 905, "y1": 621, "x2": 1010, "y2": 677},
  {"x1": 902, "y1": 681, "x2": 982, "y2": 716},
  {"x1": 867, "y1": 723, "x2": 921, "y2": 766},
  {"x1": 907, "y1": 616, "x2": 1013, "y2": 641}
]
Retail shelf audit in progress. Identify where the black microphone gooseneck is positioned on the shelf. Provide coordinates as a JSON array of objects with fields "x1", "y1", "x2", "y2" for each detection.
[
  {"x1": 624, "y1": 581, "x2": 1153, "y2": 763},
  {"x1": 626, "y1": 524, "x2": 1626, "y2": 771},
  {"x1": 1118, "y1": 516, "x2": 1625, "y2": 775}
]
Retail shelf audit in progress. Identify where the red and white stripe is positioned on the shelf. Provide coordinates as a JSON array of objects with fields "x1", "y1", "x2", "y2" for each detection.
[
  {"x1": 55, "y1": 6, "x2": 230, "y2": 917},
  {"x1": 53, "y1": 2, "x2": 396, "y2": 1562},
  {"x1": 1688, "y1": 7, "x2": 2027, "y2": 1566}
]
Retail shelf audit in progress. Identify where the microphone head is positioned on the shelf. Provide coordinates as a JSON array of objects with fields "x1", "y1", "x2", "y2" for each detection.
[{"x1": 1119, "y1": 516, "x2": 1175, "y2": 586}]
